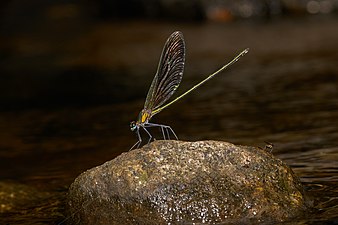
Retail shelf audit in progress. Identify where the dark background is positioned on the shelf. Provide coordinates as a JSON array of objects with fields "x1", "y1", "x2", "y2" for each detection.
[{"x1": 0, "y1": 0, "x2": 338, "y2": 224}]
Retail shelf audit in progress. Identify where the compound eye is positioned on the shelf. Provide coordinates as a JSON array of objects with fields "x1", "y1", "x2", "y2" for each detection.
[{"x1": 130, "y1": 121, "x2": 136, "y2": 131}]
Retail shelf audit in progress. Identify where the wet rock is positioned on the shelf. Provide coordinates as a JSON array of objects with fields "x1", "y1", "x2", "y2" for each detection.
[{"x1": 67, "y1": 140, "x2": 310, "y2": 224}]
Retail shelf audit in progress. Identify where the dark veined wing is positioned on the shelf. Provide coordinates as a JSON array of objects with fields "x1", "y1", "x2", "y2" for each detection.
[{"x1": 144, "y1": 31, "x2": 185, "y2": 113}]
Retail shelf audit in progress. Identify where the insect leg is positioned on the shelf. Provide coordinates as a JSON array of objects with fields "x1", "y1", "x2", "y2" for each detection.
[
  {"x1": 146, "y1": 123, "x2": 179, "y2": 140},
  {"x1": 142, "y1": 126, "x2": 153, "y2": 143},
  {"x1": 130, "y1": 128, "x2": 142, "y2": 151},
  {"x1": 165, "y1": 126, "x2": 171, "y2": 140},
  {"x1": 160, "y1": 125, "x2": 167, "y2": 140},
  {"x1": 166, "y1": 125, "x2": 178, "y2": 140}
]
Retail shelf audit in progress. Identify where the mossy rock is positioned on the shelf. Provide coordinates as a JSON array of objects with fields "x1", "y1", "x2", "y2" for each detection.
[{"x1": 67, "y1": 140, "x2": 311, "y2": 224}]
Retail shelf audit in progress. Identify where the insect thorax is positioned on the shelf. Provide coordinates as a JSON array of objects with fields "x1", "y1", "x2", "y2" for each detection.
[{"x1": 137, "y1": 109, "x2": 152, "y2": 125}]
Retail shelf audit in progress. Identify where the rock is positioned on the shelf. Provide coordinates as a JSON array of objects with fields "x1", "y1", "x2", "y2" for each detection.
[{"x1": 67, "y1": 140, "x2": 310, "y2": 224}]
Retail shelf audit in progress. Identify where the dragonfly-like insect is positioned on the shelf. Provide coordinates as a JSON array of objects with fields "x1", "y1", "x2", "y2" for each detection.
[{"x1": 130, "y1": 31, "x2": 248, "y2": 150}]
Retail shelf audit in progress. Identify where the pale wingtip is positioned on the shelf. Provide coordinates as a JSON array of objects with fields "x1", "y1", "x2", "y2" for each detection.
[{"x1": 172, "y1": 31, "x2": 183, "y2": 38}]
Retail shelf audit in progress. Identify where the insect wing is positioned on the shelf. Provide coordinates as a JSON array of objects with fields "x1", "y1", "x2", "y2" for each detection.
[{"x1": 144, "y1": 31, "x2": 185, "y2": 113}]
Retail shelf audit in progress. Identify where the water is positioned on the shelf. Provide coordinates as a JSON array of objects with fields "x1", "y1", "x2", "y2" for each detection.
[{"x1": 0, "y1": 18, "x2": 338, "y2": 224}]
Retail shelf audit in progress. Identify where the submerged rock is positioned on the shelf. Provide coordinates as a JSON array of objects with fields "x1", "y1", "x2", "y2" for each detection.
[
  {"x1": 0, "y1": 181, "x2": 63, "y2": 223},
  {"x1": 67, "y1": 140, "x2": 310, "y2": 224}
]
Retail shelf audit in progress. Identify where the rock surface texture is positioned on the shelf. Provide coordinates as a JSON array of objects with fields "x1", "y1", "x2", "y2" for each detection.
[{"x1": 67, "y1": 140, "x2": 310, "y2": 224}]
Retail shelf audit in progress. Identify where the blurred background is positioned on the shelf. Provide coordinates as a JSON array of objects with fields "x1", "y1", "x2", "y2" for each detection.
[{"x1": 0, "y1": 0, "x2": 338, "y2": 224}]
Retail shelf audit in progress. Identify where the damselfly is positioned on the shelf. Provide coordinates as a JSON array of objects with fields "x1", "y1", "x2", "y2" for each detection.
[{"x1": 130, "y1": 31, "x2": 248, "y2": 150}]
